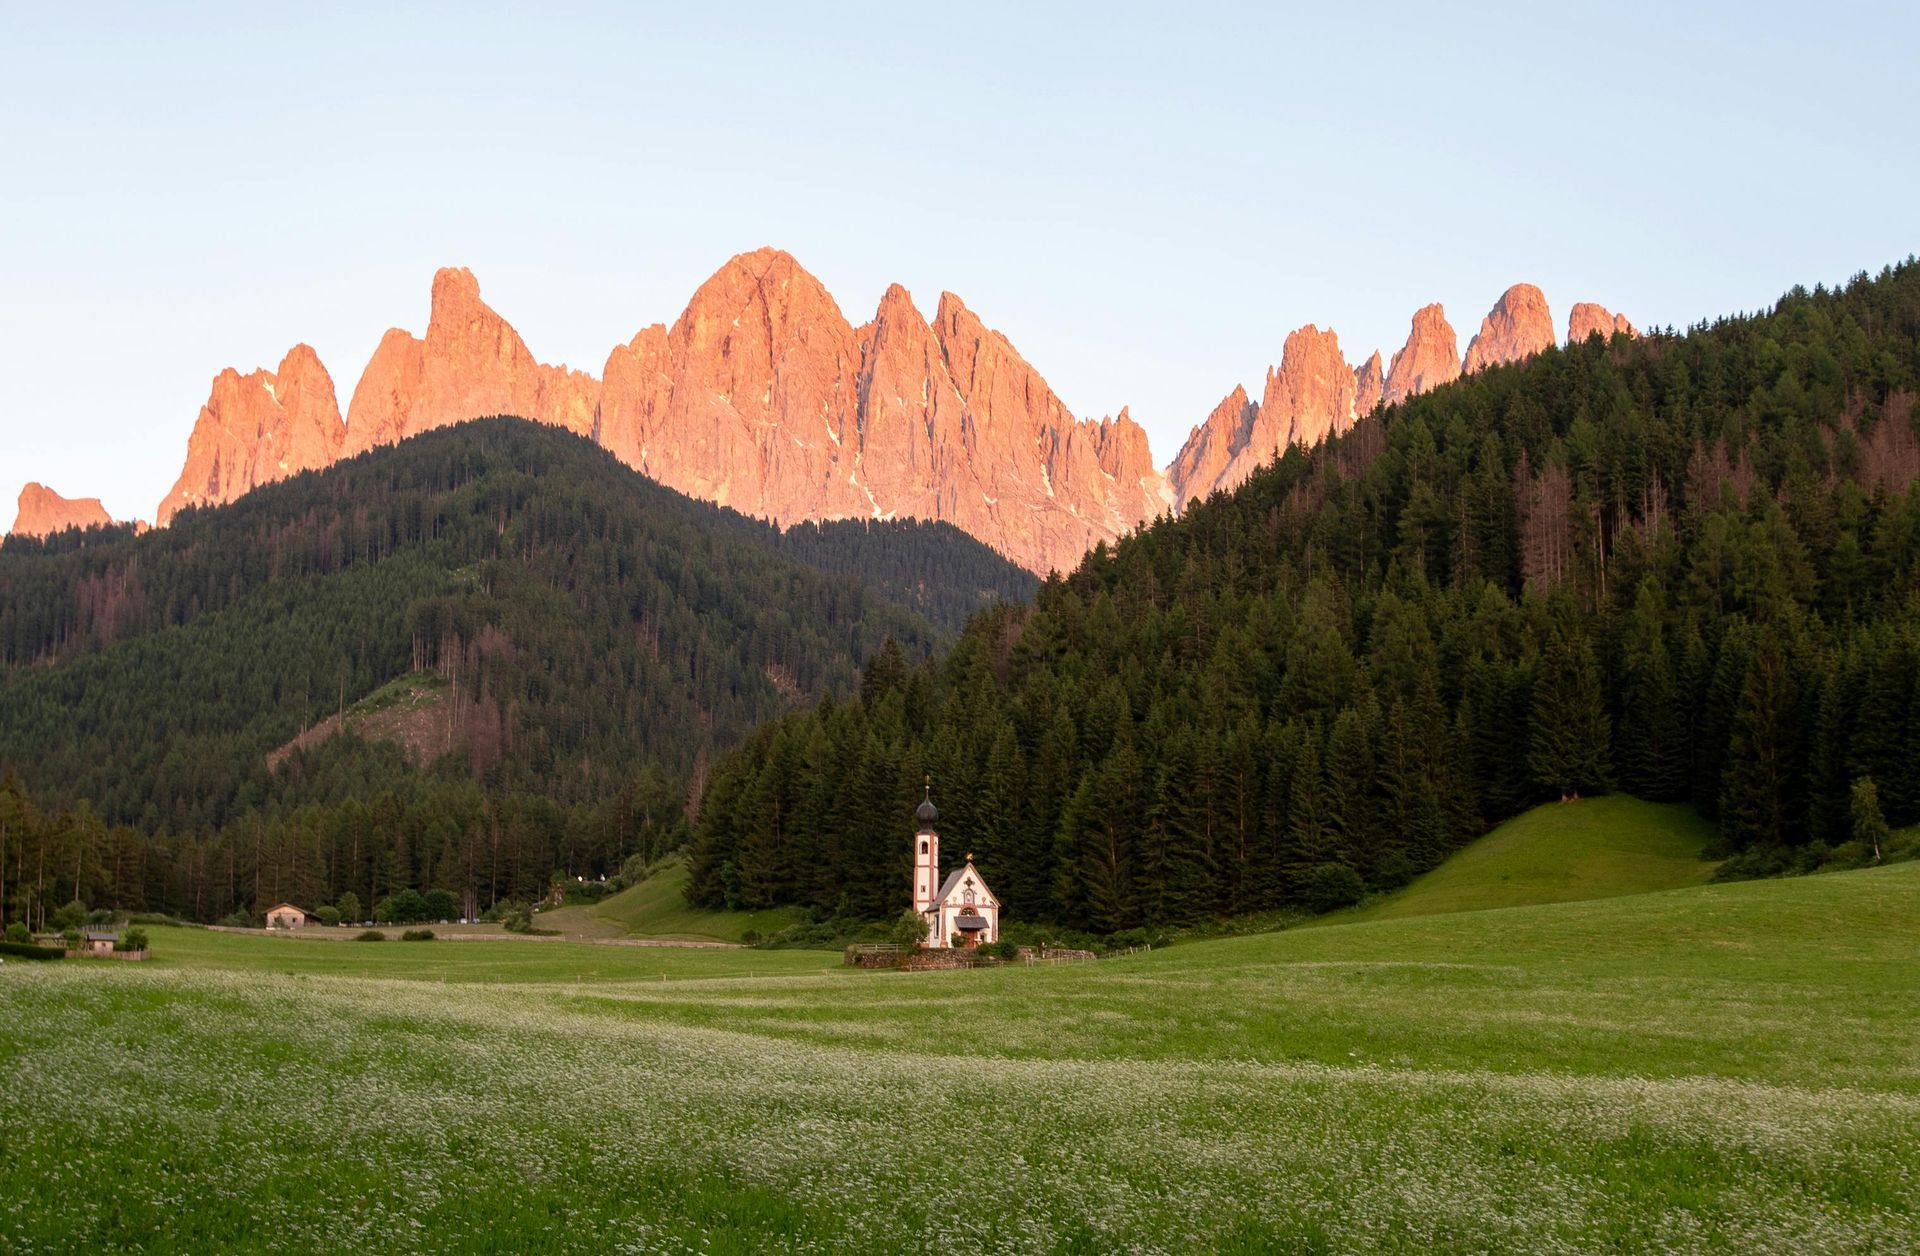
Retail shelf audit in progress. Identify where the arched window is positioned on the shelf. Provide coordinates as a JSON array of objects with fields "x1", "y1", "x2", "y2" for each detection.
[
  {"x1": 920, "y1": 840, "x2": 928, "y2": 854},
  {"x1": 963, "y1": 886, "x2": 975, "y2": 906}
]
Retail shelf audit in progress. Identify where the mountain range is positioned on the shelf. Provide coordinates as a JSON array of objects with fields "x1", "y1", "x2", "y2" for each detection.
[{"x1": 8, "y1": 250, "x2": 1634, "y2": 572}]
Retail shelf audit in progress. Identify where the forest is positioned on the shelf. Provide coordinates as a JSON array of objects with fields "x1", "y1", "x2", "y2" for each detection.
[
  {"x1": 685, "y1": 261, "x2": 1920, "y2": 931},
  {"x1": 0, "y1": 421, "x2": 1033, "y2": 927}
]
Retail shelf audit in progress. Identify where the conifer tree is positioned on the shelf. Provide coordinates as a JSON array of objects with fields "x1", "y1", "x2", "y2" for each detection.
[
  {"x1": 1062, "y1": 742, "x2": 1142, "y2": 932},
  {"x1": 1718, "y1": 633, "x2": 1802, "y2": 849},
  {"x1": 976, "y1": 719, "x2": 1032, "y2": 914},
  {"x1": 1324, "y1": 706, "x2": 1383, "y2": 879},
  {"x1": 1285, "y1": 729, "x2": 1333, "y2": 895},
  {"x1": 1617, "y1": 579, "x2": 1686, "y2": 799},
  {"x1": 1805, "y1": 660, "x2": 1857, "y2": 842},
  {"x1": 1142, "y1": 730, "x2": 1212, "y2": 924},
  {"x1": 1527, "y1": 627, "x2": 1612, "y2": 801},
  {"x1": 1849, "y1": 631, "x2": 1918, "y2": 825}
]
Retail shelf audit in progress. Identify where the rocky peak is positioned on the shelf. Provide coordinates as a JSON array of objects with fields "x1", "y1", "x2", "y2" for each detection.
[
  {"x1": 1262, "y1": 324, "x2": 1357, "y2": 450},
  {"x1": 928, "y1": 289, "x2": 1166, "y2": 571},
  {"x1": 1385, "y1": 303, "x2": 1461, "y2": 405},
  {"x1": 429, "y1": 265, "x2": 484, "y2": 318},
  {"x1": 1567, "y1": 302, "x2": 1637, "y2": 344},
  {"x1": 637, "y1": 246, "x2": 864, "y2": 516},
  {"x1": 157, "y1": 344, "x2": 345, "y2": 524},
  {"x1": 595, "y1": 323, "x2": 672, "y2": 470},
  {"x1": 1462, "y1": 284, "x2": 1554, "y2": 374},
  {"x1": 1091, "y1": 407, "x2": 1175, "y2": 526},
  {"x1": 1166, "y1": 384, "x2": 1257, "y2": 509},
  {"x1": 1168, "y1": 326, "x2": 1354, "y2": 507},
  {"x1": 9, "y1": 482, "x2": 113, "y2": 539},
  {"x1": 1354, "y1": 351, "x2": 1385, "y2": 416},
  {"x1": 588, "y1": 254, "x2": 1170, "y2": 573},
  {"x1": 343, "y1": 267, "x2": 599, "y2": 457},
  {"x1": 853, "y1": 282, "x2": 972, "y2": 522}
]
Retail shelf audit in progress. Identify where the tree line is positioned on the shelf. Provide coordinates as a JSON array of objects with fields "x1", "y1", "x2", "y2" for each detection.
[{"x1": 0, "y1": 756, "x2": 691, "y2": 930}]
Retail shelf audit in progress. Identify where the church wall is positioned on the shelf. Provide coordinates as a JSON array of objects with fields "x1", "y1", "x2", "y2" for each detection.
[{"x1": 935, "y1": 902, "x2": 998, "y2": 947}]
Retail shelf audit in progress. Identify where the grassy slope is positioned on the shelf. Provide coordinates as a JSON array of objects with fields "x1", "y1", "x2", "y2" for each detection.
[
  {"x1": 3, "y1": 864, "x2": 1915, "y2": 1251},
  {"x1": 1339, "y1": 794, "x2": 1720, "y2": 923},
  {"x1": 585, "y1": 854, "x2": 806, "y2": 942}
]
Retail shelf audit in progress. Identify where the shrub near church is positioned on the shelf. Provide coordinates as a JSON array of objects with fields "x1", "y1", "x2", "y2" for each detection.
[{"x1": 373, "y1": 889, "x2": 457, "y2": 925}]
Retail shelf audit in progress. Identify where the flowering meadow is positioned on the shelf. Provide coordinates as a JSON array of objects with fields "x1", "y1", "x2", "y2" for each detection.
[{"x1": 2, "y1": 863, "x2": 1916, "y2": 1253}]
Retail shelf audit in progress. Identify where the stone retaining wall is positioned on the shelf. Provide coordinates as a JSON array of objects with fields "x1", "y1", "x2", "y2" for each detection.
[{"x1": 844, "y1": 944, "x2": 1097, "y2": 970}]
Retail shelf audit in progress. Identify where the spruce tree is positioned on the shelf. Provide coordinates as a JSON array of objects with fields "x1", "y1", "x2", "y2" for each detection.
[
  {"x1": 1324, "y1": 705, "x2": 1381, "y2": 879},
  {"x1": 1143, "y1": 730, "x2": 1212, "y2": 924},
  {"x1": 1616, "y1": 579, "x2": 1685, "y2": 799},
  {"x1": 976, "y1": 720, "x2": 1034, "y2": 916},
  {"x1": 1284, "y1": 730, "x2": 1335, "y2": 897},
  {"x1": 1718, "y1": 632, "x2": 1802, "y2": 849},
  {"x1": 1527, "y1": 627, "x2": 1612, "y2": 801}
]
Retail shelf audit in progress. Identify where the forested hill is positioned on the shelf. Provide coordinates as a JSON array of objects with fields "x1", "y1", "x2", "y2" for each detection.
[
  {"x1": 0, "y1": 418, "x2": 1031, "y2": 838},
  {"x1": 688, "y1": 261, "x2": 1920, "y2": 930}
]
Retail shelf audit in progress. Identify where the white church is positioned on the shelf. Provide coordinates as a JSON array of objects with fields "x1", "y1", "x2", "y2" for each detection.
[{"x1": 911, "y1": 785, "x2": 1001, "y2": 948}]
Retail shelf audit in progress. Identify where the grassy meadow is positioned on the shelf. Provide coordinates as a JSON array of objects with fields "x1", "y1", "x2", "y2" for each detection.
[
  {"x1": 1338, "y1": 794, "x2": 1722, "y2": 923},
  {"x1": 3, "y1": 857, "x2": 1918, "y2": 1252},
  {"x1": 583, "y1": 853, "x2": 807, "y2": 943}
]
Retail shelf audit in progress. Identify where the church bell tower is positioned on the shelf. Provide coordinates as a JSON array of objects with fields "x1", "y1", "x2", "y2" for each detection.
[{"x1": 912, "y1": 778, "x2": 940, "y2": 916}]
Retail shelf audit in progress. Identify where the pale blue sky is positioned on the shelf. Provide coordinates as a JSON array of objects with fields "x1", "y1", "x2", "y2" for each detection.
[{"x1": 3, "y1": 1, "x2": 1915, "y2": 521}]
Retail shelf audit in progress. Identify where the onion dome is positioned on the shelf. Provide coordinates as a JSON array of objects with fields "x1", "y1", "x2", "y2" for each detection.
[{"x1": 916, "y1": 782, "x2": 938, "y2": 829}]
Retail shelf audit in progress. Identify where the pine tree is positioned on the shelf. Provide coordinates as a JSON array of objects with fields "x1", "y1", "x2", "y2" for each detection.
[
  {"x1": 1718, "y1": 632, "x2": 1802, "y2": 849},
  {"x1": 1064, "y1": 742, "x2": 1142, "y2": 932},
  {"x1": 1805, "y1": 660, "x2": 1856, "y2": 843},
  {"x1": 1324, "y1": 706, "x2": 1384, "y2": 881},
  {"x1": 1527, "y1": 626, "x2": 1612, "y2": 800},
  {"x1": 976, "y1": 720, "x2": 1030, "y2": 914},
  {"x1": 1284, "y1": 729, "x2": 1335, "y2": 898},
  {"x1": 1217, "y1": 713, "x2": 1265, "y2": 912},
  {"x1": 1142, "y1": 730, "x2": 1212, "y2": 925},
  {"x1": 1616, "y1": 579, "x2": 1685, "y2": 799},
  {"x1": 859, "y1": 636, "x2": 908, "y2": 707},
  {"x1": 1849, "y1": 631, "x2": 1918, "y2": 825}
]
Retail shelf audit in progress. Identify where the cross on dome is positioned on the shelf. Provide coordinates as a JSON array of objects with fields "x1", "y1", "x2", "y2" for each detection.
[{"x1": 916, "y1": 775, "x2": 939, "y2": 828}]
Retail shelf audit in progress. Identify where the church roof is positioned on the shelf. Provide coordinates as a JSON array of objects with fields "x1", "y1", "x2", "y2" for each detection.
[{"x1": 932, "y1": 860, "x2": 997, "y2": 909}]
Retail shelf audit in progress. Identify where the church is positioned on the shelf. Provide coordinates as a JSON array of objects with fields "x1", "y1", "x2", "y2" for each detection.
[{"x1": 911, "y1": 785, "x2": 1001, "y2": 949}]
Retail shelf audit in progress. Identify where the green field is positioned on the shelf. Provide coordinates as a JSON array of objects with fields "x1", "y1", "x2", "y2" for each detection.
[
  {"x1": 106, "y1": 926, "x2": 835, "y2": 984},
  {"x1": 3, "y1": 862, "x2": 1917, "y2": 1252},
  {"x1": 1339, "y1": 794, "x2": 1722, "y2": 923},
  {"x1": 584, "y1": 853, "x2": 807, "y2": 942}
]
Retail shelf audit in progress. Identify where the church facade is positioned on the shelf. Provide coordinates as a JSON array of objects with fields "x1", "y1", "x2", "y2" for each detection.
[{"x1": 910, "y1": 787, "x2": 1000, "y2": 949}]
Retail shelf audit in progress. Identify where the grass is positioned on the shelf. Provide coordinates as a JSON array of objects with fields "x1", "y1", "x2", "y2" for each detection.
[
  {"x1": 1339, "y1": 794, "x2": 1721, "y2": 923},
  {"x1": 350, "y1": 669, "x2": 449, "y2": 714},
  {"x1": 3, "y1": 861, "x2": 1917, "y2": 1251},
  {"x1": 131, "y1": 924, "x2": 833, "y2": 985},
  {"x1": 586, "y1": 853, "x2": 806, "y2": 942}
]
